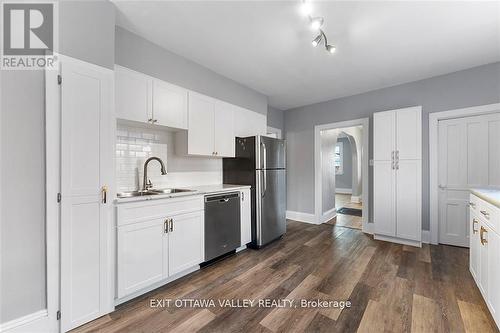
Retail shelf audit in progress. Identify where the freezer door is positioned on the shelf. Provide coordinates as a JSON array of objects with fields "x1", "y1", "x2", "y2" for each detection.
[
  {"x1": 256, "y1": 169, "x2": 286, "y2": 246},
  {"x1": 256, "y1": 136, "x2": 286, "y2": 170}
]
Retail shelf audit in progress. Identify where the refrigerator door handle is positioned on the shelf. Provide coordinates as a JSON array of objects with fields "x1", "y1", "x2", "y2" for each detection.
[
  {"x1": 260, "y1": 141, "x2": 267, "y2": 169},
  {"x1": 262, "y1": 170, "x2": 267, "y2": 197}
]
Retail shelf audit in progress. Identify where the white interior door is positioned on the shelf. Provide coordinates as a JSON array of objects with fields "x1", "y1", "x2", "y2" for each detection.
[
  {"x1": 438, "y1": 113, "x2": 500, "y2": 246},
  {"x1": 60, "y1": 57, "x2": 113, "y2": 331}
]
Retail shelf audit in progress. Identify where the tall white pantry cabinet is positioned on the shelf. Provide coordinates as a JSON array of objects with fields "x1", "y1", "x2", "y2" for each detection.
[{"x1": 373, "y1": 106, "x2": 422, "y2": 246}]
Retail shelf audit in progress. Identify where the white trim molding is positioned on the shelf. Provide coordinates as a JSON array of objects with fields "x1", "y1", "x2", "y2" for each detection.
[
  {"x1": 429, "y1": 103, "x2": 500, "y2": 245},
  {"x1": 314, "y1": 117, "x2": 370, "y2": 233},
  {"x1": 320, "y1": 208, "x2": 337, "y2": 224},
  {"x1": 335, "y1": 188, "x2": 352, "y2": 194},
  {"x1": 421, "y1": 230, "x2": 431, "y2": 244},
  {"x1": 0, "y1": 310, "x2": 50, "y2": 333},
  {"x1": 286, "y1": 210, "x2": 317, "y2": 224}
]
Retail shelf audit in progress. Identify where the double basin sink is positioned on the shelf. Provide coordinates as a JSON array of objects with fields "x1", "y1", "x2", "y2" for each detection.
[{"x1": 117, "y1": 188, "x2": 194, "y2": 199}]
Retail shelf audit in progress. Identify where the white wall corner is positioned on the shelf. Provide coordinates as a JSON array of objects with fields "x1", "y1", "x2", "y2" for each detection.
[
  {"x1": 286, "y1": 210, "x2": 318, "y2": 224},
  {"x1": 421, "y1": 230, "x2": 431, "y2": 244}
]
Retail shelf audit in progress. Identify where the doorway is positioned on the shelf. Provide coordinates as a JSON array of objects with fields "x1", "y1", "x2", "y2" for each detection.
[
  {"x1": 314, "y1": 118, "x2": 369, "y2": 232},
  {"x1": 429, "y1": 103, "x2": 500, "y2": 245}
]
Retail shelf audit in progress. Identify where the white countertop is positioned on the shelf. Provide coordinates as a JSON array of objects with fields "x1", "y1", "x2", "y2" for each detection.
[
  {"x1": 471, "y1": 188, "x2": 500, "y2": 208},
  {"x1": 115, "y1": 184, "x2": 250, "y2": 204}
]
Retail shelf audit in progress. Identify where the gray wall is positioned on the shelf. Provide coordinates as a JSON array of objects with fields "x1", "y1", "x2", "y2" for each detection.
[
  {"x1": 267, "y1": 106, "x2": 285, "y2": 134},
  {"x1": 1, "y1": 0, "x2": 114, "y2": 324},
  {"x1": 285, "y1": 62, "x2": 500, "y2": 230},
  {"x1": 336, "y1": 137, "x2": 353, "y2": 190},
  {"x1": 1, "y1": 71, "x2": 47, "y2": 323},
  {"x1": 59, "y1": 0, "x2": 115, "y2": 69},
  {"x1": 115, "y1": 27, "x2": 268, "y2": 115}
]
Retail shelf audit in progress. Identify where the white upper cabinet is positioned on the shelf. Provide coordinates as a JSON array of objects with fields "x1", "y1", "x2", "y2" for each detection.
[
  {"x1": 373, "y1": 111, "x2": 395, "y2": 161},
  {"x1": 396, "y1": 107, "x2": 422, "y2": 160},
  {"x1": 178, "y1": 91, "x2": 235, "y2": 157},
  {"x1": 115, "y1": 65, "x2": 152, "y2": 123},
  {"x1": 214, "y1": 100, "x2": 235, "y2": 157},
  {"x1": 187, "y1": 92, "x2": 216, "y2": 156},
  {"x1": 115, "y1": 66, "x2": 188, "y2": 129},
  {"x1": 153, "y1": 79, "x2": 188, "y2": 129}
]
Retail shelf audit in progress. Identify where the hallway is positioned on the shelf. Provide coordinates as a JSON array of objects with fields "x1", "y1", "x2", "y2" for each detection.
[{"x1": 326, "y1": 194, "x2": 363, "y2": 230}]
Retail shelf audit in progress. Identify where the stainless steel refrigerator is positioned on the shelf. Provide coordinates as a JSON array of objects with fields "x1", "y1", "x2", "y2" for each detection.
[{"x1": 223, "y1": 136, "x2": 286, "y2": 248}]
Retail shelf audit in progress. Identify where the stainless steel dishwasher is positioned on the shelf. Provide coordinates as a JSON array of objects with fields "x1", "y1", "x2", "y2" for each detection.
[{"x1": 204, "y1": 192, "x2": 241, "y2": 262}]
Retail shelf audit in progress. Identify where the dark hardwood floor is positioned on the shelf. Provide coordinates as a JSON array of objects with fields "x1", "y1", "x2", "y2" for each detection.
[{"x1": 73, "y1": 221, "x2": 498, "y2": 333}]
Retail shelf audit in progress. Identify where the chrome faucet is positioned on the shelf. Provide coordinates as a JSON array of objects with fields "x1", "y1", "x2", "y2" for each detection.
[{"x1": 142, "y1": 157, "x2": 167, "y2": 191}]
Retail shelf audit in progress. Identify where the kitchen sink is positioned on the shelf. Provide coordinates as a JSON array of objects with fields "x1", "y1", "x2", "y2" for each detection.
[
  {"x1": 147, "y1": 188, "x2": 194, "y2": 194},
  {"x1": 116, "y1": 188, "x2": 194, "y2": 198}
]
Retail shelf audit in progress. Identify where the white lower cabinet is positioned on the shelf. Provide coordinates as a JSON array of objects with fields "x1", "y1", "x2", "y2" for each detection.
[
  {"x1": 240, "y1": 188, "x2": 252, "y2": 245},
  {"x1": 117, "y1": 196, "x2": 204, "y2": 299},
  {"x1": 469, "y1": 193, "x2": 500, "y2": 329},
  {"x1": 168, "y1": 211, "x2": 204, "y2": 275},
  {"x1": 117, "y1": 218, "x2": 167, "y2": 297}
]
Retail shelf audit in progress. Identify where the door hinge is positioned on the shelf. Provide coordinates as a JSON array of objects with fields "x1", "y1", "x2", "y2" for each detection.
[
  {"x1": 57, "y1": 193, "x2": 61, "y2": 203},
  {"x1": 57, "y1": 75, "x2": 62, "y2": 85},
  {"x1": 56, "y1": 311, "x2": 61, "y2": 320}
]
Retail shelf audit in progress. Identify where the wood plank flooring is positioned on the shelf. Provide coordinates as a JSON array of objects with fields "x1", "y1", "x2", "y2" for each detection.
[{"x1": 72, "y1": 221, "x2": 498, "y2": 333}]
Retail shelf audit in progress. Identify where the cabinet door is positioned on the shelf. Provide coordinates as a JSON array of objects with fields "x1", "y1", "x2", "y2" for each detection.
[
  {"x1": 168, "y1": 211, "x2": 204, "y2": 275},
  {"x1": 214, "y1": 101, "x2": 235, "y2": 157},
  {"x1": 188, "y1": 92, "x2": 215, "y2": 156},
  {"x1": 479, "y1": 222, "x2": 489, "y2": 297},
  {"x1": 117, "y1": 218, "x2": 168, "y2": 298},
  {"x1": 487, "y1": 226, "x2": 500, "y2": 322},
  {"x1": 374, "y1": 111, "x2": 396, "y2": 161},
  {"x1": 396, "y1": 160, "x2": 421, "y2": 241},
  {"x1": 469, "y1": 212, "x2": 480, "y2": 281},
  {"x1": 396, "y1": 106, "x2": 422, "y2": 160},
  {"x1": 373, "y1": 161, "x2": 396, "y2": 236},
  {"x1": 60, "y1": 58, "x2": 113, "y2": 331},
  {"x1": 115, "y1": 66, "x2": 152, "y2": 123},
  {"x1": 153, "y1": 80, "x2": 188, "y2": 129},
  {"x1": 241, "y1": 188, "x2": 252, "y2": 245}
]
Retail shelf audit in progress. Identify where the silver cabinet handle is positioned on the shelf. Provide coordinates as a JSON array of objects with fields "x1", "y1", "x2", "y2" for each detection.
[
  {"x1": 169, "y1": 218, "x2": 174, "y2": 232},
  {"x1": 469, "y1": 202, "x2": 476, "y2": 208},
  {"x1": 148, "y1": 118, "x2": 154, "y2": 123},
  {"x1": 480, "y1": 210, "x2": 490, "y2": 219},
  {"x1": 164, "y1": 219, "x2": 169, "y2": 233}
]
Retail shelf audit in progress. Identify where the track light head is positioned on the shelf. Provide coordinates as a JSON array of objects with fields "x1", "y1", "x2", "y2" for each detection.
[
  {"x1": 310, "y1": 17, "x2": 324, "y2": 30},
  {"x1": 312, "y1": 34, "x2": 323, "y2": 47},
  {"x1": 326, "y1": 45, "x2": 336, "y2": 53}
]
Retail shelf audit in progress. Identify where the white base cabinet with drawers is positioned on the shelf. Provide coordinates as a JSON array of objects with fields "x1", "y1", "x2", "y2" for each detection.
[
  {"x1": 469, "y1": 193, "x2": 500, "y2": 329},
  {"x1": 116, "y1": 196, "x2": 204, "y2": 300}
]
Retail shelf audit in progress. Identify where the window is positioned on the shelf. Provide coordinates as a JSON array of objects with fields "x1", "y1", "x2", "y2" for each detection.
[{"x1": 334, "y1": 142, "x2": 343, "y2": 175}]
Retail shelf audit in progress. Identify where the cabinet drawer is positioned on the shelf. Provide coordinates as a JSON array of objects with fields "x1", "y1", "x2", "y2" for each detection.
[
  {"x1": 478, "y1": 198, "x2": 500, "y2": 234},
  {"x1": 117, "y1": 195, "x2": 204, "y2": 226}
]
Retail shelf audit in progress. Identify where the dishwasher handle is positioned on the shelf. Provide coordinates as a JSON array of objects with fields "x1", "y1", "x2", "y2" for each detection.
[{"x1": 204, "y1": 192, "x2": 240, "y2": 203}]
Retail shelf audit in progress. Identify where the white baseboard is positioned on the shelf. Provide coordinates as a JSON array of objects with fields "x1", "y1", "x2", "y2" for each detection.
[
  {"x1": 320, "y1": 208, "x2": 337, "y2": 224},
  {"x1": 0, "y1": 310, "x2": 49, "y2": 332},
  {"x1": 421, "y1": 230, "x2": 430, "y2": 244},
  {"x1": 286, "y1": 210, "x2": 317, "y2": 224},
  {"x1": 336, "y1": 188, "x2": 352, "y2": 194},
  {"x1": 374, "y1": 234, "x2": 422, "y2": 247},
  {"x1": 350, "y1": 195, "x2": 361, "y2": 203}
]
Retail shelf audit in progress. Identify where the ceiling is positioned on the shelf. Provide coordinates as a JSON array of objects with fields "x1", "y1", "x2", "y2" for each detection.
[{"x1": 114, "y1": 1, "x2": 500, "y2": 110}]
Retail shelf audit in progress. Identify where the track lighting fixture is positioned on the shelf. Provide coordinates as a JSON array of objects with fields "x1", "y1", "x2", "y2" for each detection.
[
  {"x1": 312, "y1": 34, "x2": 322, "y2": 47},
  {"x1": 300, "y1": 0, "x2": 336, "y2": 55}
]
